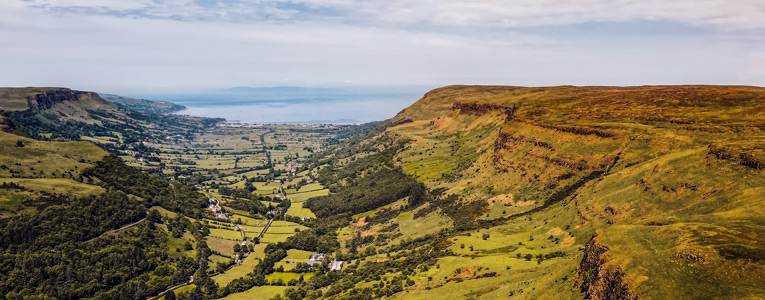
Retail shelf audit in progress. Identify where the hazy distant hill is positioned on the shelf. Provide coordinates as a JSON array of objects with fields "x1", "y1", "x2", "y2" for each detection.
[
  {"x1": 0, "y1": 87, "x2": 220, "y2": 153},
  {"x1": 100, "y1": 93, "x2": 185, "y2": 114}
]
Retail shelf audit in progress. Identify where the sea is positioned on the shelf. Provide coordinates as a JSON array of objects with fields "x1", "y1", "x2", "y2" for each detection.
[{"x1": 132, "y1": 86, "x2": 432, "y2": 124}]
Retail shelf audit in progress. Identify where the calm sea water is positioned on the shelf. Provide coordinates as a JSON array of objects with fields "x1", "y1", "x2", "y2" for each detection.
[{"x1": 133, "y1": 86, "x2": 431, "y2": 124}]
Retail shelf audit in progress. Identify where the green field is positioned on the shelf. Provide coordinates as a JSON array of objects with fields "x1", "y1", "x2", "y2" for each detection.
[
  {"x1": 265, "y1": 272, "x2": 314, "y2": 284},
  {"x1": 231, "y1": 214, "x2": 267, "y2": 227},
  {"x1": 274, "y1": 249, "x2": 313, "y2": 271},
  {"x1": 285, "y1": 201, "x2": 316, "y2": 218},
  {"x1": 287, "y1": 188, "x2": 329, "y2": 202},
  {"x1": 267, "y1": 222, "x2": 308, "y2": 234},
  {"x1": 210, "y1": 228, "x2": 244, "y2": 241},
  {"x1": 260, "y1": 233, "x2": 294, "y2": 244},
  {"x1": 207, "y1": 236, "x2": 239, "y2": 257},
  {"x1": 219, "y1": 286, "x2": 288, "y2": 300},
  {"x1": 212, "y1": 248, "x2": 263, "y2": 286}
]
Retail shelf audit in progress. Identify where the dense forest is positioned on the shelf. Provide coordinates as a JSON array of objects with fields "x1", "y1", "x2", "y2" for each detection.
[
  {"x1": 82, "y1": 155, "x2": 208, "y2": 217},
  {"x1": 0, "y1": 155, "x2": 211, "y2": 299},
  {"x1": 306, "y1": 144, "x2": 426, "y2": 218}
]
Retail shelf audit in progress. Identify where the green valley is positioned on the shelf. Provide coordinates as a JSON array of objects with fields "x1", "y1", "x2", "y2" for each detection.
[{"x1": 1, "y1": 85, "x2": 764, "y2": 300}]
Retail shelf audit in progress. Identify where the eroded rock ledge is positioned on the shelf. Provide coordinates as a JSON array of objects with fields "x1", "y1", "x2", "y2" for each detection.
[
  {"x1": 576, "y1": 237, "x2": 637, "y2": 300},
  {"x1": 27, "y1": 89, "x2": 93, "y2": 113},
  {"x1": 451, "y1": 102, "x2": 516, "y2": 121}
]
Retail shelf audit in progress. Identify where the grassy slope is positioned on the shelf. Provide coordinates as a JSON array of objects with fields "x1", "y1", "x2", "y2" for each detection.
[
  {"x1": 44, "y1": 91, "x2": 122, "y2": 123},
  {"x1": 219, "y1": 286, "x2": 288, "y2": 300},
  {"x1": 0, "y1": 130, "x2": 108, "y2": 216},
  {"x1": 375, "y1": 85, "x2": 765, "y2": 299},
  {"x1": 0, "y1": 87, "x2": 61, "y2": 112}
]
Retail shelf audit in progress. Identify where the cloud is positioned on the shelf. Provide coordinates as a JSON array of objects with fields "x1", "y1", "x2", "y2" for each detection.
[
  {"x1": 0, "y1": 0, "x2": 763, "y2": 92},
  {"x1": 17, "y1": 0, "x2": 765, "y2": 30}
]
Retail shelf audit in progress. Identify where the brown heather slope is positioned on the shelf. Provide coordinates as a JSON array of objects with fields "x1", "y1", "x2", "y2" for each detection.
[{"x1": 385, "y1": 85, "x2": 765, "y2": 299}]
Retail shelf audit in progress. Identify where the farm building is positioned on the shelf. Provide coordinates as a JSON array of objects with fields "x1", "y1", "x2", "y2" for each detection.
[{"x1": 330, "y1": 261, "x2": 343, "y2": 271}]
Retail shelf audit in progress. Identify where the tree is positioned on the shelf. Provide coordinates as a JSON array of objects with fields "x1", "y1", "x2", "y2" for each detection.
[
  {"x1": 148, "y1": 210, "x2": 162, "y2": 223},
  {"x1": 164, "y1": 291, "x2": 176, "y2": 300},
  {"x1": 408, "y1": 182, "x2": 427, "y2": 207}
]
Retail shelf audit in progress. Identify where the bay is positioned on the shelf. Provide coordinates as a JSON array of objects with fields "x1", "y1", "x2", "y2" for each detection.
[{"x1": 132, "y1": 86, "x2": 431, "y2": 124}]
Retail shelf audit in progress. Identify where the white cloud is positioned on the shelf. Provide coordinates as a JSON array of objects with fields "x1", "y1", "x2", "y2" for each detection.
[
  {"x1": 17, "y1": 0, "x2": 765, "y2": 30},
  {"x1": 0, "y1": 0, "x2": 763, "y2": 92}
]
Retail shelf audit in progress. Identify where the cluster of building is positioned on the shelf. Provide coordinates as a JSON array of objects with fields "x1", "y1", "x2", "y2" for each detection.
[
  {"x1": 286, "y1": 253, "x2": 343, "y2": 271},
  {"x1": 218, "y1": 120, "x2": 260, "y2": 128},
  {"x1": 207, "y1": 197, "x2": 227, "y2": 219}
]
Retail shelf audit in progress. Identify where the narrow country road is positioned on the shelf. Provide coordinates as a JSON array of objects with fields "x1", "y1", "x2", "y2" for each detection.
[
  {"x1": 146, "y1": 282, "x2": 187, "y2": 300},
  {"x1": 85, "y1": 211, "x2": 148, "y2": 243},
  {"x1": 112, "y1": 215, "x2": 148, "y2": 233},
  {"x1": 259, "y1": 218, "x2": 274, "y2": 240}
]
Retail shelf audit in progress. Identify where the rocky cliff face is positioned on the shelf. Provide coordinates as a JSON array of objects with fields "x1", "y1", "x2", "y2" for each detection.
[
  {"x1": 451, "y1": 101, "x2": 516, "y2": 121},
  {"x1": 26, "y1": 89, "x2": 93, "y2": 113},
  {"x1": 576, "y1": 238, "x2": 637, "y2": 300}
]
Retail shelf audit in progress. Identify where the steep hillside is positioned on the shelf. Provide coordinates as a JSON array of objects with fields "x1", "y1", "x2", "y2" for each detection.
[
  {"x1": 0, "y1": 87, "x2": 63, "y2": 112},
  {"x1": 100, "y1": 93, "x2": 186, "y2": 114},
  {"x1": 296, "y1": 85, "x2": 765, "y2": 300},
  {"x1": 0, "y1": 130, "x2": 107, "y2": 217},
  {"x1": 1, "y1": 87, "x2": 134, "y2": 137}
]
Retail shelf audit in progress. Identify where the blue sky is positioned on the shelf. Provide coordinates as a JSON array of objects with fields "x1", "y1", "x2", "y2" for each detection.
[{"x1": 0, "y1": 0, "x2": 763, "y2": 93}]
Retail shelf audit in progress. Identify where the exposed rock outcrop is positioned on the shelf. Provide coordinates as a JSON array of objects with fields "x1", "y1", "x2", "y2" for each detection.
[
  {"x1": 707, "y1": 144, "x2": 734, "y2": 160},
  {"x1": 494, "y1": 132, "x2": 554, "y2": 150},
  {"x1": 451, "y1": 102, "x2": 516, "y2": 121},
  {"x1": 739, "y1": 153, "x2": 765, "y2": 170},
  {"x1": 5, "y1": 89, "x2": 94, "y2": 120},
  {"x1": 708, "y1": 144, "x2": 765, "y2": 170},
  {"x1": 27, "y1": 89, "x2": 93, "y2": 113},
  {"x1": 390, "y1": 118, "x2": 413, "y2": 127},
  {"x1": 493, "y1": 131, "x2": 592, "y2": 172},
  {"x1": 515, "y1": 118, "x2": 616, "y2": 138},
  {"x1": 576, "y1": 238, "x2": 637, "y2": 300}
]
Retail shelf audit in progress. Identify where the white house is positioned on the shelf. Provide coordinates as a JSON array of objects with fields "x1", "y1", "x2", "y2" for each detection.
[{"x1": 330, "y1": 261, "x2": 343, "y2": 271}]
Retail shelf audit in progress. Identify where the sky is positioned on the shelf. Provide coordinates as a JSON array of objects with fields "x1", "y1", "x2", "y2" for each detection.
[{"x1": 0, "y1": 0, "x2": 764, "y2": 93}]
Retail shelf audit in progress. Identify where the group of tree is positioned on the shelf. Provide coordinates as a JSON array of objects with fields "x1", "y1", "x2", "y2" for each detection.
[
  {"x1": 306, "y1": 145, "x2": 427, "y2": 218},
  {"x1": 0, "y1": 154, "x2": 216, "y2": 299},
  {"x1": 82, "y1": 155, "x2": 208, "y2": 217}
]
